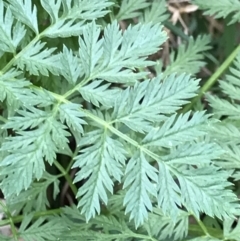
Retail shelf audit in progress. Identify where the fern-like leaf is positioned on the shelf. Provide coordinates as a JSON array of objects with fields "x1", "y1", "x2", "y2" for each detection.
[
  {"x1": 208, "y1": 53, "x2": 240, "y2": 118},
  {"x1": 140, "y1": 0, "x2": 169, "y2": 23},
  {"x1": 16, "y1": 41, "x2": 61, "y2": 76},
  {"x1": 0, "y1": 108, "x2": 71, "y2": 196},
  {"x1": 0, "y1": 0, "x2": 26, "y2": 53},
  {"x1": 123, "y1": 150, "x2": 158, "y2": 227},
  {"x1": 116, "y1": 0, "x2": 150, "y2": 20},
  {"x1": 79, "y1": 80, "x2": 120, "y2": 108},
  {"x1": 7, "y1": 173, "x2": 59, "y2": 214},
  {"x1": 146, "y1": 208, "x2": 189, "y2": 240},
  {"x1": 7, "y1": 0, "x2": 39, "y2": 34},
  {"x1": 0, "y1": 69, "x2": 34, "y2": 112},
  {"x1": 157, "y1": 162, "x2": 182, "y2": 218},
  {"x1": 112, "y1": 75, "x2": 199, "y2": 133},
  {"x1": 78, "y1": 21, "x2": 167, "y2": 84},
  {"x1": 60, "y1": 45, "x2": 82, "y2": 84},
  {"x1": 41, "y1": 0, "x2": 112, "y2": 38},
  {"x1": 73, "y1": 129, "x2": 126, "y2": 221},
  {"x1": 193, "y1": 0, "x2": 240, "y2": 24},
  {"x1": 18, "y1": 215, "x2": 66, "y2": 241},
  {"x1": 176, "y1": 166, "x2": 239, "y2": 219},
  {"x1": 142, "y1": 111, "x2": 210, "y2": 147},
  {"x1": 157, "y1": 35, "x2": 211, "y2": 77}
]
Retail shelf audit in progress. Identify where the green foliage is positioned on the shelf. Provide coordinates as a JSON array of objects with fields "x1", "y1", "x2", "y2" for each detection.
[
  {"x1": 116, "y1": 0, "x2": 150, "y2": 20},
  {"x1": 193, "y1": 0, "x2": 240, "y2": 24},
  {"x1": 0, "y1": 0, "x2": 239, "y2": 241},
  {"x1": 207, "y1": 54, "x2": 240, "y2": 175},
  {"x1": 156, "y1": 35, "x2": 212, "y2": 77}
]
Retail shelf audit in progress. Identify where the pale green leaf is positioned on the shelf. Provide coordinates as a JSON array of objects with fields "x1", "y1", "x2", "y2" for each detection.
[
  {"x1": 41, "y1": 0, "x2": 112, "y2": 38},
  {"x1": 116, "y1": 0, "x2": 150, "y2": 20},
  {"x1": 78, "y1": 21, "x2": 167, "y2": 84},
  {"x1": 60, "y1": 45, "x2": 82, "y2": 84},
  {"x1": 112, "y1": 75, "x2": 199, "y2": 133},
  {"x1": 73, "y1": 130, "x2": 126, "y2": 221},
  {"x1": 40, "y1": 0, "x2": 61, "y2": 24},
  {"x1": 157, "y1": 162, "x2": 181, "y2": 218},
  {"x1": 78, "y1": 21, "x2": 103, "y2": 79},
  {"x1": 146, "y1": 209, "x2": 189, "y2": 240},
  {"x1": 79, "y1": 80, "x2": 120, "y2": 108},
  {"x1": 157, "y1": 35, "x2": 211, "y2": 77},
  {"x1": 208, "y1": 94, "x2": 240, "y2": 119},
  {"x1": 7, "y1": 0, "x2": 39, "y2": 34},
  {"x1": 7, "y1": 173, "x2": 59, "y2": 214},
  {"x1": 142, "y1": 111, "x2": 210, "y2": 147},
  {"x1": 193, "y1": 0, "x2": 240, "y2": 24},
  {"x1": 140, "y1": 0, "x2": 169, "y2": 23},
  {"x1": 0, "y1": 0, "x2": 26, "y2": 53},
  {"x1": 58, "y1": 103, "x2": 87, "y2": 139},
  {"x1": 16, "y1": 41, "x2": 61, "y2": 76},
  {"x1": 176, "y1": 166, "x2": 238, "y2": 219},
  {"x1": 123, "y1": 150, "x2": 158, "y2": 228},
  {"x1": 0, "y1": 114, "x2": 71, "y2": 196},
  {"x1": 0, "y1": 69, "x2": 34, "y2": 112},
  {"x1": 162, "y1": 142, "x2": 222, "y2": 165},
  {"x1": 223, "y1": 217, "x2": 240, "y2": 241},
  {"x1": 18, "y1": 215, "x2": 66, "y2": 241}
]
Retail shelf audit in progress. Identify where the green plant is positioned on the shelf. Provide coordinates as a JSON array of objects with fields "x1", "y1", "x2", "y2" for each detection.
[{"x1": 0, "y1": 0, "x2": 240, "y2": 240}]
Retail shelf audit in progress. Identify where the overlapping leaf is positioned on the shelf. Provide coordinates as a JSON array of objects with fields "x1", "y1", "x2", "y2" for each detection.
[
  {"x1": 18, "y1": 215, "x2": 66, "y2": 241},
  {"x1": 16, "y1": 41, "x2": 61, "y2": 76},
  {"x1": 78, "y1": 80, "x2": 120, "y2": 108},
  {"x1": 176, "y1": 166, "x2": 239, "y2": 219},
  {"x1": 116, "y1": 0, "x2": 150, "y2": 20},
  {"x1": 58, "y1": 102, "x2": 87, "y2": 142},
  {"x1": 78, "y1": 21, "x2": 167, "y2": 84},
  {"x1": 146, "y1": 209, "x2": 189, "y2": 241},
  {"x1": 0, "y1": 0, "x2": 238, "y2": 238},
  {"x1": 0, "y1": 108, "x2": 71, "y2": 196},
  {"x1": 140, "y1": 0, "x2": 169, "y2": 23},
  {"x1": 142, "y1": 111, "x2": 210, "y2": 147},
  {"x1": 7, "y1": 0, "x2": 39, "y2": 34},
  {"x1": 60, "y1": 46, "x2": 83, "y2": 84},
  {"x1": 7, "y1": 173, "x2": 59, "y2": 214},
  {"x1": 0, "y1": 0, "x2": 26, "y2": 53},
  {"x1": 208, "y1": 53, "x2": 240, "y2": 173},
  {"x1": 112, "y1": 74, "x2": 200, "y2": 133},
  {"x1": 73, "y1": 129, "x2": 126, "y2": 221},
  {"x1": 0, "y1": 69, "x2": 34, "y2": 112},
  {"x1": 123, "y1": 150, "x2": 158, "y2": 227},
  {"x1": 193, "y1": 0, "x2": 240, "y2": 24},
  {"x1": 157, "y1": 162, "x2": 181, "y2": 218},
  {"x1": 41, "y1": 0, "x2": 112, "y2": 38},
  {"x1": 156, "y1": 35, "x2": 211, "y2": 77},
  {"x1": 208, "y1": 54, "x2": 240, "y2": 118}
]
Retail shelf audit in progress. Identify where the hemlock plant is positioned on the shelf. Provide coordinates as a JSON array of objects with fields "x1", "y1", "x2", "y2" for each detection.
[{"x1": 0, "y1": 0, "x2": 240, "y2": 240}]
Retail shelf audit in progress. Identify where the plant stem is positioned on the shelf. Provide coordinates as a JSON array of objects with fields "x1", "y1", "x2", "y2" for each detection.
[
  {"x1": 195, "y1": 217, "x2": 209, "y2": 236},
  {"x1": 182, "y1": 44, "x2": 240, "y2": 112},
  {"x1": 0, "y1": 208, "x2": 62, "y2": 227},
  {"x1": 54, "y1": 160, "x2": 78, "y2": 196},
  {"x1": 0, "y1": 201, "x2": 18, "y2": 240},
  {"x1": 66, "y1": 147, "x2": 80, "y2": 173}
]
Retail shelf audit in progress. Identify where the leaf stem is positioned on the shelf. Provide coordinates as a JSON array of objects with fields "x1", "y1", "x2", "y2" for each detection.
[
  {"x1": 54, "y1": 160, "x2": 78, "y2": 196},
  {"x1": 194, "y1": 216, "x2": 209, "y2": 236},
  {"x1": 66, "y1": 147, "x2": 80, "y2": 174},
  {"x1": 0, "y1": 201, "x2": 18, "y2": 240},
  {"x1": 182, "y1": 44, "x2": 240, "y2": 112},
  {"x1": 0, "y1": 208, "x2": 62, "y2": 228}
]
